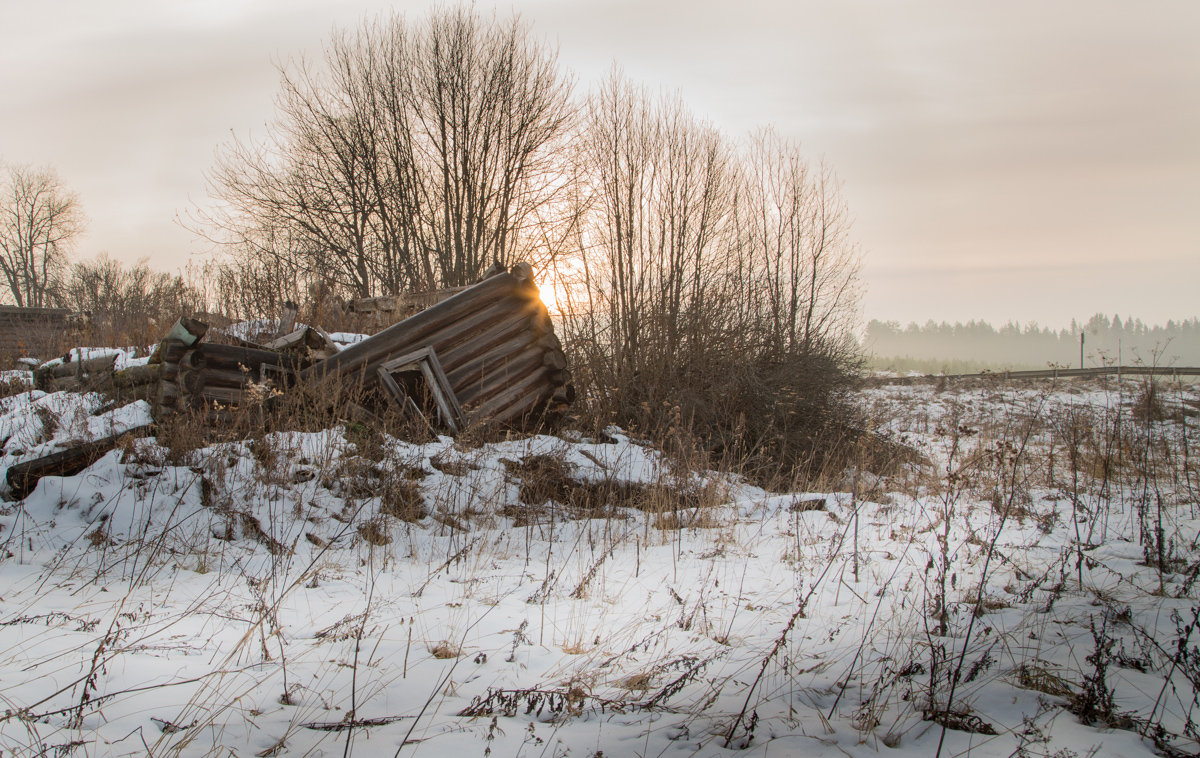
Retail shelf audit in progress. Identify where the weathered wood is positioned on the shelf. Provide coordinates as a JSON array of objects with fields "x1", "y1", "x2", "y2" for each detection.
[
  {"x1": 180, "y1": 350, "x2": 205, "y2": 371},
  {"x1": 46, "y1": 376, "x2": 83, "y2": 393},
  {"x1": 446, "y1": 328, "x2": 540, "y2": 387},
  {"x1": 180, "y1": 368, "x2": 206, "y2": 396},
  {"x1": 6, "y1": 425, "x2": 153, "y2": 499},
  {"x1": 542, "y1": 350, "x2": 567, "y2": 371},
  {"x1": 149, "y1": 318, "x2": 207, "y2": 364},
  {"x1": 376, "y1": 346, "x2": 464, "y2": 434},
  {"x1": 461, "y1": 353, "x2": 549, "y2": 411},
  {"x1": 407, "y1": 296, "x2": 539, "y2": 361},
  {"x1": 282, "y1": 264, "x2": 572, "y2": 432},
  {"x1": 191, "y1": 366, "x2": 260, "y2": 390},
  {"x1": 450, "y1": 348, "x2": 543, "y2": 407},
  {"x1": 537, "y1": 332, "x2": 562, "y2": 352},
  {"x1": 112, "y1": 364, "x2": 160, "y2": 388},
  {"x1": 439, "y1": 313, "x2": 540, "y2": 374},
  {"x1": 301, "y1": 272, "x2": 520, "y2": 382},
  {"x1": 199, "y1": 343, "x2": 304, "y2": 372},
  {"x1": 467, "y1": 366, "x2": 553, "y2": 424},
  {"x1": 275, "y1": 302, "x2": 298, "y2": 338},
  {"x1": 34, "y1": 354, "x2": 118, "y2": 389},
  {"x1": 304, "y1": 293, "x2": 534, "y2": 394},
  {"x1": 485, "y1": 378, "x2": 556, "y2": 426}
]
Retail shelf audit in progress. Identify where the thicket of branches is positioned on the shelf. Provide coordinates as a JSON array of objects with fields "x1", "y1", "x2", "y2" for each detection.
[
  {"x1": 203, "y1": 7, "x2": 574, "y2": 298},
  {"x1": 64, "y1": 255, "x2": 209, "y2": 346},
  {"x1": 564, "y1": 74, "x2": 860, "y2": 479}
]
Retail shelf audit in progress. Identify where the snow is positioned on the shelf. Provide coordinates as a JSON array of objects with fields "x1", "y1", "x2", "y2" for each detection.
[
  {"x1": 327, "y1": 332, "x2": 370, "y2": 348},
  {"x1": 0, "y1": 373, "x2": 1196, "y2": 756},
  {"x1": 37, "y1": 347, "x2": 150, "y2": 372}
]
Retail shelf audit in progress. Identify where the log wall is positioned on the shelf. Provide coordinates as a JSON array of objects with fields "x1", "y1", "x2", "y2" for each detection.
[{"x1": 301, "y1": 266, "x2": 572, "y2": 428}]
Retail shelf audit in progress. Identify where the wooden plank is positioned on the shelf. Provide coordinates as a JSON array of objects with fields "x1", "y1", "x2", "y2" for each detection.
[
  {"x1": 303, "y1": 294, "x2": 531, "y2": 396},
  {"x1": 275, "y1": 302, "x2": 298, "y2": 338},
  {"x1": 461, "y1": 355, "x2": 549, "y2": 412},
  {"x1": 377, "y1": 346, "x2": 464, "y2": 434},
  {"x1": 445, "y1": 328, "x2": 540, "y2": 387},
  {"x1": 484, "y1": 378, "x2": 555, "y2": 427},
  {"x1": 542, "y1": 350, "x2": 567, "y2": 371}
]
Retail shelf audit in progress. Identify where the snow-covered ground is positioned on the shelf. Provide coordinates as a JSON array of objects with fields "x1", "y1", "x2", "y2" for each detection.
[{"x1": 0, "y1": 374, "x2": 1197, "y2": 757}]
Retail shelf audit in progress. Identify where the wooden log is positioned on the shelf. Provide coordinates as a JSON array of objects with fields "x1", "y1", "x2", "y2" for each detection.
[
  {"x1": 459, "y1": 351, "x2": 548, "y2": 410},
  {"x1": 50, "y1": 354, "x2": 118, "y2": 379},
  {"x1": 158, "y1": 379, "x2": 181, "y2": 406},
  {"x1": 6, "y1": 425, "x2": 154, "y2": 499},
  {"x1": 446, "y1": 328, "x2": 541, "y2": 388},
  {"x1": 111, "y1": 364, "x2": 160, "y2": 388},
  {"x1": 548, "y1": 368, "x2": 572, "y2": 387},
  {"x1": 537, "y1": 332, "x2": 563, "y2": 352},
  {"x1": 47, "y1": 376, "x2": 83, "y2": 393},
  {"x1": 467, "y1": 366, "x2": 552, "y2": 425},
  {"x1": 199, "y1": 343, "x2": 304, "y2": 372},
  {"x1": 451, "y1": 343, "x2": 544, "y2": 402},
  {"x1": 542, "y1": 350, "x2": 567, "y2": 371},
  {"x1": 485, "y1": 378, "x2": 556, "y2": 427},
  {"x1": 276, "y1": 302, "x2": 298, "y2": 338},
  {"x1": 304, "y1": 292, "x2": 534, "y2": 393},
  {"x1": 34, "y1": 354, "x2": 118, "y2": 388},
  {"x1": 437, "y1": 308, "x2": 537, "y2": 374},
  {"x1": 180, "y1": 368, "x2": 205, "y2": 396},
  {"x1": 408, "y1": 295, "x2": 538, "y2": 360},
  {"x1": 149, "y1": 318, "x2": 208, "y2": 363}
]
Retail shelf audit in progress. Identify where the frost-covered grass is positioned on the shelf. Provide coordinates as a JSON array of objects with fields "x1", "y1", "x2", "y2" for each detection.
[{"x1": 0, "y1": 374, "x2": 1197, "y2": 757}]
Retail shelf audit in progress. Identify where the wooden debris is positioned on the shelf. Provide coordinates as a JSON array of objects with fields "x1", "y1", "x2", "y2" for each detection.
[
  {"x1": 301, "y1": 264, "x2": 572, "y2": 429},
  {"x1": 376, "y1": 346, "x2": 465, "y2": 434},
  {"x1": 6, "y1": 425, "x2": 153, "y2": 499},
  {"x1": 263, "y1": 325, "x2": 340, "y2": 360},
  {"x1": 142, "y1": 262, "x2": 572, "y2": 432},
  {"x1": 155, "y1": 337, "x2": 309, "y2": 422}
]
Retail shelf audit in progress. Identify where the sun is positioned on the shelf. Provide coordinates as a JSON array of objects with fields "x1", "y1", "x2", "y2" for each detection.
[{"x1": 538, "y1": 279, "x2": 561, "y2": 315}]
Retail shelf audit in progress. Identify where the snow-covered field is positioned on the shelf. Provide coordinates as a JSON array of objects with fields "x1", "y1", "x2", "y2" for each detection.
[{"x1": 0, "y1": 372, "x2": 1197, "y2": 757}]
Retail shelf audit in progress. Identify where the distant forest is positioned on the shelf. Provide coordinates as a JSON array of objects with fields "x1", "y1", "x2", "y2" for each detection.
[{"x1": 864, "y1": 314, "x2": 1200, "y2": 373}]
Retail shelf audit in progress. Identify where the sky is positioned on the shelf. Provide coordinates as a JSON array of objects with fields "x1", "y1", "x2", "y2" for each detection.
[{"x1": 1, "y1": 0, "x2": 1197, "y2": 329}]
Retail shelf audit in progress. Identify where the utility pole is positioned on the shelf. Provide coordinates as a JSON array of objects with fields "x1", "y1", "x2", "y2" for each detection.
[{"x1": 1080, "y1": 332, "x2": 1084, "y2": 369}]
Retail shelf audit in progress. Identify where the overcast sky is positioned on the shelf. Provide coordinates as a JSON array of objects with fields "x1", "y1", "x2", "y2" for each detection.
[{"x1": 2, "y1": 0, "x2": 1196, "y2": 328}]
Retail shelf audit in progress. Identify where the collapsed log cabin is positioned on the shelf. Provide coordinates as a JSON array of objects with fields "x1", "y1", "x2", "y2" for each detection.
[
  {"x1": 152, "y1": 263, "x2": 573, "y2": 431},
  {"x1": 299, "y1": 263, "x2": 573, "y2": 429}
]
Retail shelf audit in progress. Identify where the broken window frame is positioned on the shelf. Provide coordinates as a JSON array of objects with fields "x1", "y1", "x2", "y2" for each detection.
[{"x1": 375, "y1": 346, "x2": 465, "y2": 434}]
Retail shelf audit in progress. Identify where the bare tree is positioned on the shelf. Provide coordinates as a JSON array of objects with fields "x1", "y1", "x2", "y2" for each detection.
[
  {"x1": 742, "y1": 128, "x2": 860, "y2": 358},
  {"x1": 205, "y1": 7, "x2": 574, "y2": 300},
  {"x1": 0, "y1": 164, "x2": 84, "y2": 308}
]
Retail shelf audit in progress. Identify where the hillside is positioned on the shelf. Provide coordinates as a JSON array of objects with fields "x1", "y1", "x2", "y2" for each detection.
[{"x1": 0, "y1": 369, "x2": 1197, "y2": 756}]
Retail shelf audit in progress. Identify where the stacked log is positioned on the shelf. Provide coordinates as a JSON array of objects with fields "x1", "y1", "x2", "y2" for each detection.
[
  {"x1": 33, "y1": 354, "x2": 118, "y2": 392},
  {"x1": 301, "y1": 264, "x2": 572, "y2": 429},
  {"x1": 155, "y1": 328, "x2": 308, "y2": 422}
]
